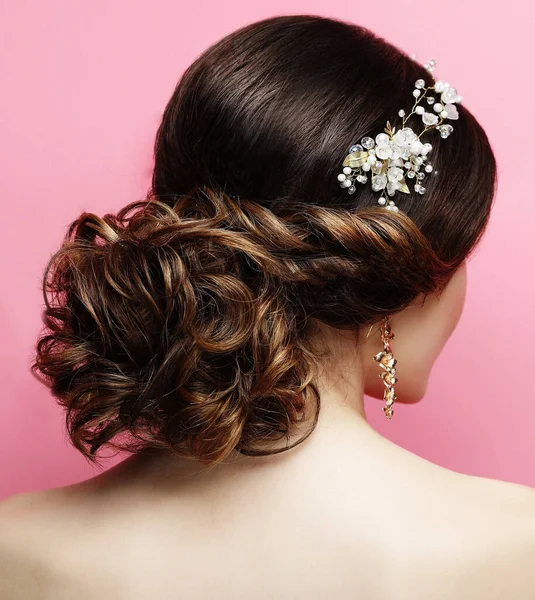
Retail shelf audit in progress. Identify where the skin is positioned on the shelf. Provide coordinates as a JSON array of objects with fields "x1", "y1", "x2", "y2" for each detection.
[{"x1": 1, "y1": 261, "x2": 534, "y2": 599}]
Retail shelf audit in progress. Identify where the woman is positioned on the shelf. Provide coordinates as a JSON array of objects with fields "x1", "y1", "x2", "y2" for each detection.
[{"x1": 1, "y1": 14, "x2": 534, "y2": 599}]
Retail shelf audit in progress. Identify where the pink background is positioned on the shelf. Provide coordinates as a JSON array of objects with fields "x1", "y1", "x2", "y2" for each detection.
[{"x1": 1, "y1": 1, "x2": 534, "y2": 500}]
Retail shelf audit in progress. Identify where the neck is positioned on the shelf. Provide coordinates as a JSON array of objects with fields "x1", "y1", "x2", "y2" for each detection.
[{"x1": 135, "y1": 321, "x2": 380, "y2": 476}]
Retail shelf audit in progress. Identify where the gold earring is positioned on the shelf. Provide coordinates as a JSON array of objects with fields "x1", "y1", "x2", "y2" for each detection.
[{"x1": 373, "y1": 316, "x2": 397, "y2": 420}]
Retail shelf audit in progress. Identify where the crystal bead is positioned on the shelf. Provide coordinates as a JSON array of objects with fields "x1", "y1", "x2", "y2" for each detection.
[
  {"x1": 438, "y1": 124, "x2": 453, "y2": 138},
  {"x1": 398, "y1": 109, "x2": 405, "y2": 117},
  {"x1": 348, "y1": 186, "x2": 356, "y2": 194},
  {"x1": 417, "y1": 173, "x2": 425, "y2": 180},
  {"x1": 349, "y1": 144, "x2": 363, "y2": 153},
  {"x1": 356, "y1": 175, "x2": 368, "y2": 184},
  {"x1": 361, "y1": 137, "x2": 375, "y2": 149},
  {"x1": 372, "y1": 161, "x2": 383, "y2": 173},
  {"x1": 426, "y1": 96, "x2": 435, "y2": 104},
  {"x1": 415, "y1": 79, "x2": 425, "y2": 89}
]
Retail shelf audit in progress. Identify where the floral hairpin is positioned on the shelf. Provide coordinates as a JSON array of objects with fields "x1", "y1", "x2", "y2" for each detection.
[{"x1": 337, "y1": 59, "x2": 462, "y2": 211}]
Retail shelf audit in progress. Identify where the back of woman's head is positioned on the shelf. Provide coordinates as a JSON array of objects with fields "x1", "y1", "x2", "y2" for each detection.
[{"x1": 33, "y1": 15, "x2": 496, "y2": 466}]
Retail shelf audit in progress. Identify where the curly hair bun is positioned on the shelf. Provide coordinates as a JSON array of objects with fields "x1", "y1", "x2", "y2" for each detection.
[{"x1": 33, "y1": 186, "x2": 453, "y2": 465}]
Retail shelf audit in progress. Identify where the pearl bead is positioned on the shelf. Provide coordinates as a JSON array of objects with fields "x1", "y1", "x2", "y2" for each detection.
[
  {"x1": 415, "y1": 106, "x2": 425, "y2": 115},
  {"x1": 343, "y1": 167, "x2": 352, "y2": 175},
  {"x1": 367, "y1": 154, "x2": 377, "y2": 165},
  {"x1": 423, "y1": 143, "x2": 432, "y2": 152},
  {"x1": 413, "y1": 89, "x2": 421, "y2": 97},
  {"x1": 343, "y1": 179, "x2": 351, "y2": 187},
  {"x1": 378, "y1": 197, "x2": 387, "y2": 206},
  {"x1": 398, "y1": 109, "x2": 405, "y2": 117},
  {"x1": 425, "y1": 164, "x2": 433, "y2": 173},
  {"x1": 362, "y1": 162, "x2": 371, "y2": 172},
  {"x1": 433, "y1": 103, "x2": 443, "y2": 112},
  {"x1": 337, "y1": 173, "x2": 346, "y2": 182},
  {"x1": 440, "y1": 110, "x2": 448, "y2": 118},
  {"x1": 375, "y1": 133, "x2": 389, "y2": 145}
]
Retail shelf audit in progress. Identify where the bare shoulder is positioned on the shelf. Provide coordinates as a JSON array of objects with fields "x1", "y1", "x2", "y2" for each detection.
[
  {"x1": 414, "y1": 471, "x2": 535, "y2": 599},
  {"x1": 0, "y1": 488, "x2": 85, "y2": 600},
  {"x1": 453, "y1": 478, "x2": 535, "y2": 599},
  {"x1": 370, "y1": 443, "x2": 535, "y2": 598},
  {"x1": 0, "y1": 491, "x2": 49, "y2": 599}
]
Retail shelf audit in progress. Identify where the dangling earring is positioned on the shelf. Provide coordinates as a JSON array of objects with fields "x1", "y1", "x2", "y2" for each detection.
[{"x1": 373, "y1": 316, "x2": 397, "y2": 419}]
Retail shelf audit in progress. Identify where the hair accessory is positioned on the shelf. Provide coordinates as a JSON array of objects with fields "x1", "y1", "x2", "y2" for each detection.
[
  {"x1": 373, "y1": 316, "x2": 398, "y2": 420},
  {"x1": 337, "y1": 59, "x2": 462, "y2": 212}
]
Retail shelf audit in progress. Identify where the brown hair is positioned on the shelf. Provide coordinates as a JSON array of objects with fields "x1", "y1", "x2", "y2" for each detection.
[{"x1": 32, "y1": 15, "x2": 497, "y2": 466}]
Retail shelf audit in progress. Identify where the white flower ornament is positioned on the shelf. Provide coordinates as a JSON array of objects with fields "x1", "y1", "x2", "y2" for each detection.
[{"x1": 337, "y1": 59, "x2": 462, "y2": 211}]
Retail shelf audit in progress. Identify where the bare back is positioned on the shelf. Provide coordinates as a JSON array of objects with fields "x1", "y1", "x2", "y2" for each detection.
[{"x1": 1, "y1": 430, "x2": 534, "y2": 599}]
